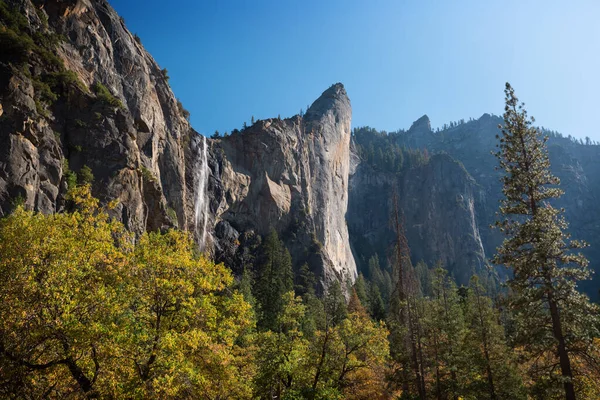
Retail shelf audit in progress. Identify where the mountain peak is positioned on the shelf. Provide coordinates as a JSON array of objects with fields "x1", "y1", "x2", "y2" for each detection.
[
  {"x1": 409, "y1": 114, "x2": 432, "y2": 133},
  {"x1": 305, "y1": 83, "x2": 351, "y2": 120}
]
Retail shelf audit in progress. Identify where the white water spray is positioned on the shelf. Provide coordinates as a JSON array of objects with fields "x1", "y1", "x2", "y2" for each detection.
[{"x1": 194, "y1": 136, "x2": 210, "y2": 250}]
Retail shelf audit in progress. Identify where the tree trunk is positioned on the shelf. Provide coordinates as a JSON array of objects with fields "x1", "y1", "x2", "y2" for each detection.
[
  {"x1": 548, "y1": 293, "x2": 576, "y2": 400},
  {"x1": 474, "y1": 284, "x2": 497, "y2": 400},
  {"x1": 65, "y1": 357, "x2": 96, "y2": 397}
]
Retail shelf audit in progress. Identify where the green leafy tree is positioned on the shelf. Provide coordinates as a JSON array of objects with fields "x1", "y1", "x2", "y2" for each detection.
[{"x1": 494, "y1": 83, "x2": 600, "y2": 399}]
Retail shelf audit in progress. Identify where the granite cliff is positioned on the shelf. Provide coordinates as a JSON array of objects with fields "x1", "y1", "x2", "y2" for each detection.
[
  {"x1": 349, "y1": 152, "x2": 486, "y2": 284},
  {"x1": 193, "y1": 84, "x2": 357, "y2": 286},
  {"x1": 0, "y1": 0, "x2": 192, "y2": 236}
]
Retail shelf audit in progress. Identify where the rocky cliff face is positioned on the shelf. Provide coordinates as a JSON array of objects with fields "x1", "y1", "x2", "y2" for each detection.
[
  {"x1": 348, "y1": 152, "x2": 487, "y2": 284},
  {"x1": 198, "y1": 84, "x2": 357, "y2": 286},
  {"x1": 0, "y1": 0, "x2": 192, "y2": 235}
]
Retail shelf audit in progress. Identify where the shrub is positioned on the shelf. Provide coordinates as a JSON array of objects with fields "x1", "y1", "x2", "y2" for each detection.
[
  {"x1": 177, "y1": 98, "x2": 190, "y2": 121},
  {"x1": 46, "y1": 70, "x2": 87, "y2": 93},
  {"x1": 34, "y1": 7, "x2": 48, "y2": 28},
  {"x1": 32, "y1": 77, "x2": 57, "y2": 104},
  {"x1": 78, "y1": 165, "x2": 94, "y2": 185},
  {"x1": 62, "y1": 159, "x2": 77, "y2": 189},
  {"x1": 92, "y1": 82, "x2": 124, "y2": 109},
  {"x1": 139, "y1": 166, "x2": 156, "y2": 183},
  {"x1": 0, "y1": 1, "x2": 29, "y2": 31},
  {"x1": 0, "y1": 27, "x2": 34, "y2": 61},
  {"x1": 166, "y1": 207, "x2": 178, "y2": 226}
]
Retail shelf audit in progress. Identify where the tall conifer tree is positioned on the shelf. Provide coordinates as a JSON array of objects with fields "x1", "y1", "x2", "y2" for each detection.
[{"x1": 494, "y1": 83, "x2": 599, "y2": 399}]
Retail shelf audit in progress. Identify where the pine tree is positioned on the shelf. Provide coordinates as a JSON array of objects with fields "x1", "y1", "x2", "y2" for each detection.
[
  {"x1": 239, "y1": 266, "x2": 257, "y2": 310},
  {"x1": 353, "y1": 273, "x2": 369, "y2": 309},
  {"x1": 368, "y1": 282, "x2": 386, "y2": 321},
  {"x1": 324, "y1": 281, "x2": 348, "y2": 327},
  {"x1": 494, "y1": 83, "x2": 600, "y2": 400},
  {"x1": 254, "y1": 229, "x2": 294, "y2": 332},
  {"x1": 387, "y1": 193, "x2": 427, "y2": 398},
  {"x1": 428, "y1": 267, "x2": 465, "y2": 399},
  {"x1": 462, "y1": 276, "x2": 526, "y2": 400}
]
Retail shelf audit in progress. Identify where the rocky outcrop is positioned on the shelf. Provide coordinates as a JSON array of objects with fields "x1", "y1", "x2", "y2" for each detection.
[
  {"x1": 0, "y1": 0, "x2": 193, "y2": 236},
  {"x1": 201, "y1": 84, "x2": 357, "y2": 287}
]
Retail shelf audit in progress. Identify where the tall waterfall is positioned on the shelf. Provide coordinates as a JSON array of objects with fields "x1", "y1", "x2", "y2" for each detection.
[{"x1": 194, "y1": 136, "x2": 210, "y2": 250}]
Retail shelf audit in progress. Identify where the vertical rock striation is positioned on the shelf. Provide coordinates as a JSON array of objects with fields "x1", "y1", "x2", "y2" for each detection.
[{"x1": 204, "y1": 84, "x2": 357, "y2": 287}]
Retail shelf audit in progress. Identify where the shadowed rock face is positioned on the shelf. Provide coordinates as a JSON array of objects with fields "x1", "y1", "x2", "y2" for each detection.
[
  {"x1": 360, "y1": 113, "x2": 600, "y2": 298},
  {"x1": 200, "y1": 84, "x2": 357, "y2": 288},
  {"x1": 348, "y1": 152, "x2": 486, "y2": 284}
]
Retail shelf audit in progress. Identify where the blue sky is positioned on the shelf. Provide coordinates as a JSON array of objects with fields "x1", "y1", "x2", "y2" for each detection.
[{"x1": 111, "y1": 0, "x2": 600, "y2": 140}]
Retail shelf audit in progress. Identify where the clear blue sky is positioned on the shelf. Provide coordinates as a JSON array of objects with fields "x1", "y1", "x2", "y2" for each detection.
[{"x1": 111, "y1": 0, "x2": 600, "y2": 139}]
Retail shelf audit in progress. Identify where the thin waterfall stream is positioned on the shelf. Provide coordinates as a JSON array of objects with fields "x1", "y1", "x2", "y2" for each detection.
[{"x1": 194, "y1": 136, "x2": 210, "y2": 250}]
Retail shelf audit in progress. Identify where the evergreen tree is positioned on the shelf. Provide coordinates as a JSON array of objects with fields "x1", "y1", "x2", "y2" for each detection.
[
  {"x1": 239, "y1": 266, "x2": 257, "y2": 310},
  {"x1": 296, "y1": 263, "x2": 317, "y2": 297},
  {"x1": 427, "y1": 267, "x2": 465, "y2": 399},
  {"x1": 494, "y1": 83, "x2": 600, "y2": 399},
  {"x1": 254, "y1": 229, "x2": 294, "y2": 331},
  {"x1": 254, "y1": 292, "x2": 309, "y2": 399},
  {"x1": 415, "y1": 260, "x2": 433, "y2": 297},
  {"x1": 296, "y1": 264, "x2": 325, "y2": 338},
  {"x1": 387, "y1": 195, "x2": 427, "y2": 399},
  {"x1": 324, "y1": 281, "x2": 348, "y2": 327},
  {"x1": 353, "y1": 274, "x2": 369, "y2": 311},
  {"x1": 462, "y1": 276, "x2": 526, "y2": 400},
  {"x1": 368, "y1": 283, "x2": 386, "y2": 321}
]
